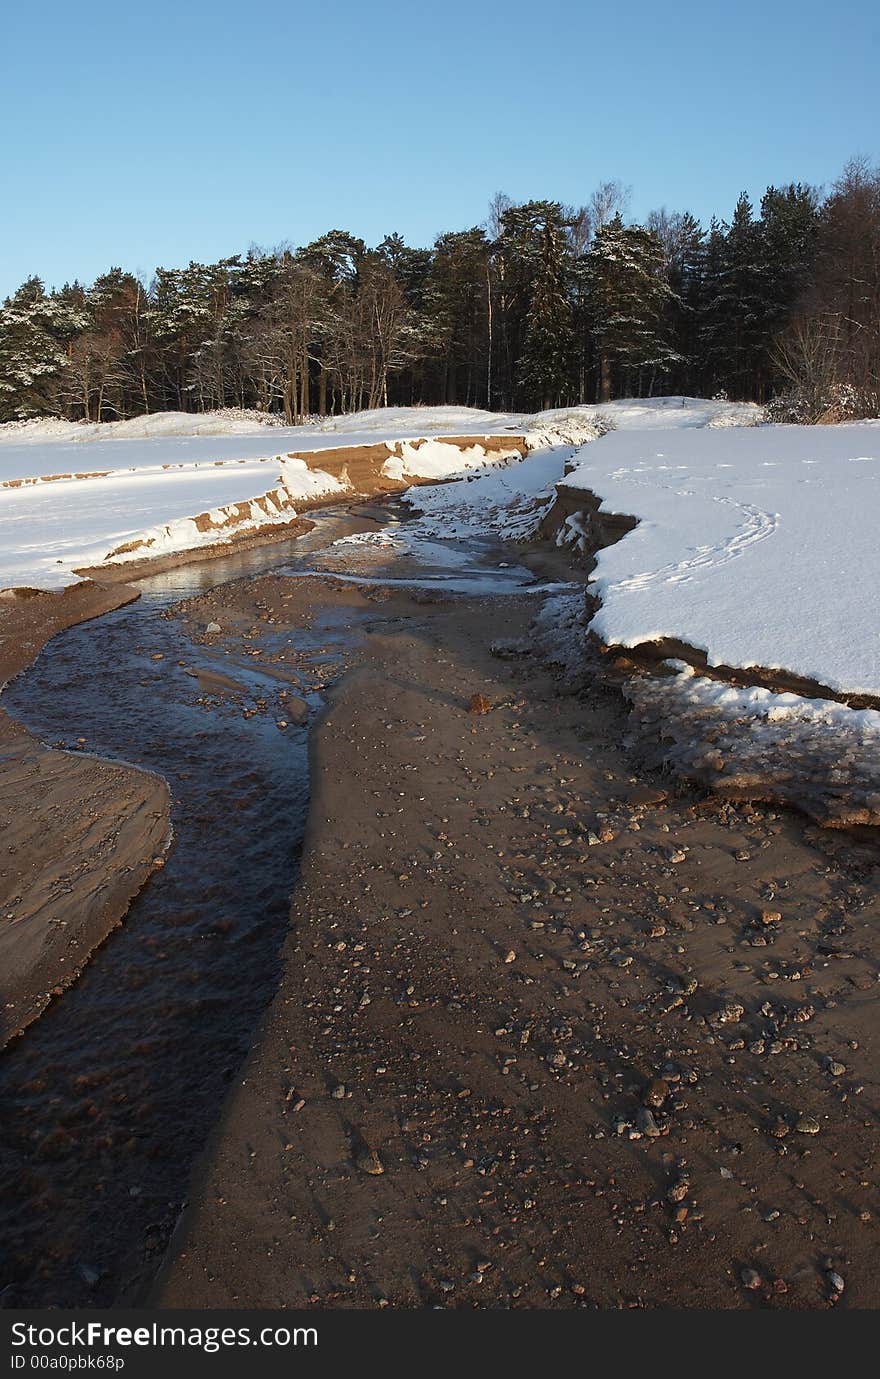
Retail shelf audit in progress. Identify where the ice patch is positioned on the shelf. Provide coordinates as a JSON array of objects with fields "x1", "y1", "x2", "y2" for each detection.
[{"x1": 626, "y1": 665, "x2": 880, "y2": 827}]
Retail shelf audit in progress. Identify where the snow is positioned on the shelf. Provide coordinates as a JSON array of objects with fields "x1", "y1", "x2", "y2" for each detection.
[
  {"x1": 0, "y1": 408, "x2": 291, "y2": 447},
  {"x1": 398, "y1": 440, "x2": 570, "y2": 539},
  {"x1": 0, "y1": 455, "x2": 348, "y2": 587},
  {"x1": 3, "y1": 395, "x2": 877, "y2": 817},
  {"x1": 625, "y1": 661, "x2": 880, "y2": 826},
  {"x1": 0, "y1": 398, "x2": 617, "y2": 588},
  {"x1": 562, "y1": 423, "x2": 880, "y2": 698},
  {"x1": 0, "y1": 419, "x2": 547, "y2": 587},
  {"x1": 0, "y1": 397, "x2": 756, "y2": 480}
]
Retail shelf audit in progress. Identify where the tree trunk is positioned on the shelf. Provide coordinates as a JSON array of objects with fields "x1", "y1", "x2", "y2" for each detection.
[{"x1": 300, "y1": 338, "x2": 309, "y2": 417}]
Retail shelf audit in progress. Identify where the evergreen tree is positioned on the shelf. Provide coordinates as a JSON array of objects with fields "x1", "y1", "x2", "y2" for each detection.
[
  {"x1": 496, "y1": 200, "x2": 575, "y2": 408},
  {"x1": 0, "y1": 277, "x2": 86, "y2": 421},
  {"x1": 584, "y1": 216, "x2": 679, "y2": 400},
  {"x1": 425, "y1": 229, "x2": 491, "y2": 406},
  {"x1": 647, "y1": 210, "x2": 705, "y2": 394},
  {"x1": 518, "y1": 214, "x2": 574, "y2": 409},
  {"x1": 703, "y1": 194, "x2": 767, "y2": 398},
  {"x1": 0, "y1": 161, "x2": 874, "y2": 423}
]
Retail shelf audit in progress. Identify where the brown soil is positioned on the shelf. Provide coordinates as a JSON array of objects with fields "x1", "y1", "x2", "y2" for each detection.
[
  {"x1": 72, "y1": 436, "x2": 527, "y2": 583},
  {"x1": 286, "y1": 434, "x2": 528, "y2": 496},
  {"x1": 2, "y1": 471, "x2": 112, "y2": 488},
  {"x1": 152, "y1": 572, "x2": 879, "y2": 1310},
  {"x1": 0, "y1": 583, "x2": 171, "y2": 1047}
]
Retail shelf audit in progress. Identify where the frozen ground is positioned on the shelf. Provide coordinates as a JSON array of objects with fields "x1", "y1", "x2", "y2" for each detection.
[
  {"x1": 625, "y1": 661, "x2": 880, "y2": 827},
  {"x1": 0, "y1": 397, "x2": 753, "y2": 590},
  {"x1": 7, "y1": 396, "x2": 878, "y2": 697},
  {"x1": 561, "y1": 423, "x2": 880, "y2": 698},
  {"x1": 2, "y1": 397, "x2": 878, "y2": 820},
  {"x1": 0, "y1": 429, "x2": 530, "y2": 589}
]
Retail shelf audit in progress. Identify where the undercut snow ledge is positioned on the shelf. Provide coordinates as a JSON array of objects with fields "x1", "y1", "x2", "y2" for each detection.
[
  {"x1": 626, "y1": 663, "x2": 880, "y2": 828},
  {"x1": 96, "y1": 438, "x2": 529, "y2": 570},
  {"x1": 562, "y1": 423, "x2": 880, "y2": 699},
  {"x1": 97, "y1": 457, "x2": 345, "y2": 565}
]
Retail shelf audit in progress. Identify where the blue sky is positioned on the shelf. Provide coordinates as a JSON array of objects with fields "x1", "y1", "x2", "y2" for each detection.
[{"x1": 2, "y1": 0, "x2": 877, "y2": 298}]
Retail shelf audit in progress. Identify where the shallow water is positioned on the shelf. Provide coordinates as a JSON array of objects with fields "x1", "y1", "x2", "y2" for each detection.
[
  {"x1": 0, "y1": 500, "x2": 566, "y2": 1307},
  {"x1": 0, "y1": 509, "x2": 376, "y2": 1307}
]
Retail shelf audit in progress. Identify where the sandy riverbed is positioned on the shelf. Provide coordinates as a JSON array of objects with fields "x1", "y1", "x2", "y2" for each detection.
[
  {"x1": 150, "y1": 569, "x2": 879, "y2": 1310},
  {"x1": 0, "y1": 584, "x2": 170, "y2": 1047}
]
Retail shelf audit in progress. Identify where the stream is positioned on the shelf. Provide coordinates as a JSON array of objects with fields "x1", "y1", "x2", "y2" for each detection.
[{"x1": 0, "y1": 500, "x2": 556, "y2": 1308}]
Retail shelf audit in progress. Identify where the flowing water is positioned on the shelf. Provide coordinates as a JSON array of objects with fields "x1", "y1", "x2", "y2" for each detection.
[{"x1": 0, "y1": 502, "x2": 558, "y2": 1307}]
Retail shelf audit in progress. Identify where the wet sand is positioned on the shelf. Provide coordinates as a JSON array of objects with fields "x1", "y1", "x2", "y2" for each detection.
[
  {"x1": 0, "y1": 584, "x2": 171, "y2": 1046},
  {"x1": 153, "y1": 571, "x2": 879, "y2": 1309}
]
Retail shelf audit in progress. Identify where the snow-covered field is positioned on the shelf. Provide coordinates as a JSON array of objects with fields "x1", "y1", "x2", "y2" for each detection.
[
  {"x1": 0, "y1": 414, "x2": 537, "y2": 587},
  {"x1": 303, "y1": 399, "x2": 880, "y2": 822},
  {"x1": 2, "y1": 396, "x2": 878, "y2": 820},
  {"x1": 561, "y1": 422, "x2": 880, "y2": 698},
  {"x1": 0, "y1": 397, "x2": 735, "y2": 589},
  {"x1": 2, "y1": 395, "x2": 877, "y2": 704}
]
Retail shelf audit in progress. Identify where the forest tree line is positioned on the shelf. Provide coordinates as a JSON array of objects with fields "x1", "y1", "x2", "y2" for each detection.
[{"x1": 1, "y1": 159, "x2": 877, "y2": 426}]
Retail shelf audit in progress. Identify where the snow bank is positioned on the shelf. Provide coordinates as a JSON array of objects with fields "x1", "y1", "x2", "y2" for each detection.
[
  {"x1": 562, "y1": 423, "x2": 880, "y2": 698},
  {"x1": 0, "y1": 408, "x2": 289, "y2": 446},
  {"x1": 381, "y1": 437, "x2": 527, "y2": 484},
  {"x1": 0, "y1": 397, "x2": 764, "y2": 591},
  {"x1": 403, "y1": 442, "x2": 573, "y2": 542},
  {"x1": 0, "y1": 454, "x2": 347, "y2": 586},
  {"x1": 0, "y1": 423, "x2": 533, "y2": 588}
]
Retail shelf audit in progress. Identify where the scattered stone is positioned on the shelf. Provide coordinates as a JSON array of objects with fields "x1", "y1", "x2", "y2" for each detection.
[
  {"x1": 635, "y1": 1107, "x2": 661, "y2": 1138},
  {"x1": 711, "y1": 1000, "x2": 745, "y2": 1026},
  {"x1": 741, "y1": 1267, "x2": 762, "y2": 1290},
  {"x1": 468, "y1": 694, "x2": 492, "y2": 715},
  {"x1": 355, "y1": 1147, "x2": 385, "y2": 1176},
  {"x1": 642, "y1": 1078, "x2": 669, "y2": 1109},
  {"x1": 206, "y1": 622, "x2": 221, "y2": 634},
  {"x1": 795, "y1": 1114, "x2": 821, "y2": 1135}
]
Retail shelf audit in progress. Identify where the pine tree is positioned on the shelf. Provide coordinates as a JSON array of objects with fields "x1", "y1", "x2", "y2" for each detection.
[
  {"x1": 647, "y1": 210, "x2": 705, "y2": 394},
  {"x1": 518, "y1": 215, "x2": 574, "y2": 409},
  {"x1": 496, "y1": 201, "x2": 575, "y2": 408},
  {"x1": 584, "y1": 216, "x2": 679, "y2": 400},
  {"x1": 702, "y1": 195, "x2": 767, "y2": 398},
  {"x1": 0, "y1": 277, "x2": 86, "y2": 421},
  {"x1": 0, "y1": 161, "x2": 873, "y2": 422},
  {"x1": 426, "y1": 229, "x2": 491, "y2": 406}
]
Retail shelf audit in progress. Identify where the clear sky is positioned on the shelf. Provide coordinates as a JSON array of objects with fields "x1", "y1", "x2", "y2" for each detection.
[{"x1": 2, "y1": 0, "x2": 877, "y2": 299}]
